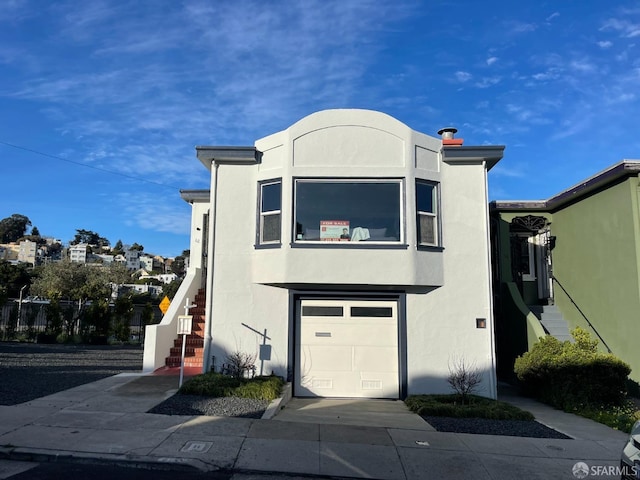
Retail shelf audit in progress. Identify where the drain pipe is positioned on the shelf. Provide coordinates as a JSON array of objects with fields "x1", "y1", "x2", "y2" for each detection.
[
  {"x1": 202, "y1": 161, "x2": 219, "y2": 372},
  {"x1": 195, "y1": 146, "x2": 261, "y2": 373}
]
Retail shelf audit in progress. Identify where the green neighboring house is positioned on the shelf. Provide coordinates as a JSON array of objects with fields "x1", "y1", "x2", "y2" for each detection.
[{"x1": 491, "y1": 160, "x2": 640, "y2": 382}]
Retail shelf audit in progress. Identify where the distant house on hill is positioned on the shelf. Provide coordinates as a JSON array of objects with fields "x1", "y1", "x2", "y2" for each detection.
[{"x1": 69, "y1": 243, "x2": 88, "y2": 263}]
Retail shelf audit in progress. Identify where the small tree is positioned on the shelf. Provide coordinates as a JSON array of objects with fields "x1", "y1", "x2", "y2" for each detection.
[
  {"x1": 447, "y1": 356, "x2": 483, "y2": 404},
  {"x1": 44, "y1": 301, "x2": 64, "y2": 337},
  {"x1": 224, "y1": 351, "x2": 257, "y2": 379},
  {"x1": 112, "y1": 296, "x2": 133, "y2": 342}
]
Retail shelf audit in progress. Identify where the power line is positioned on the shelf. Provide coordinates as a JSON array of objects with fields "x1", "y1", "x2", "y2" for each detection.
[{"x1": 0, "y1": 140, "x2": 182, "y2": 190}]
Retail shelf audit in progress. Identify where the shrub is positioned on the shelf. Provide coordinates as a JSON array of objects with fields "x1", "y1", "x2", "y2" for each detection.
[
  {"x1": 627, "y1": 378, "x2": 640, "y2": 399},
  {"x1": 405, "y1": 394, "x2": 534, "y2": 421},
  {"x1": 577, "y1": 401, "x2": 640, "y2": 433},
  {"x1": 514, "y1": 327, "x2": 630, "y2": 409},
  {"x1": 179, "y1": 372, "x2": 283, "y2": 401}
]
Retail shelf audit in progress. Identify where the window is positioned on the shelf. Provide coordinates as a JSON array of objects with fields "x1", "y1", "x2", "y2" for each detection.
[
  {"x1": 294, "y1": 179, "x2": 403, "y2": 244},
  {"x1": 302, "y1": 306, "x2": 344, "y2": 316},
  {"x1": 416, "y1": 180, "x2": 438, "y2": 246},
  {"x1": 511, "y1": 234, "x2": 536, "y2": 281},
  {"x1": 351, "y1": 306, "x2": 393, "y2": 317},
  {"x1": 258, "y1": 180, "x2": 281, "y2": 245}
]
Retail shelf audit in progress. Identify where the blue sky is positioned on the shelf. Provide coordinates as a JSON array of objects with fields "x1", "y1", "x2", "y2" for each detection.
[{"x1": 1, "y1": 1, "x2": 639, "y2": 257}]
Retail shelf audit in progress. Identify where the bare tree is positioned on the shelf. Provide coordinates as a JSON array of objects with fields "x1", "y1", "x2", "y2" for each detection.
[
  {"x1": 447, "y1": 356, "x2": 483, "y2": 404},
  {"x1": 224, "y1": 351, "x2": 257, "y2": 379}
]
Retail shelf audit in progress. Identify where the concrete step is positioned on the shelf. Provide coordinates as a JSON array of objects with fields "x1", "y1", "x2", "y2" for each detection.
[{"x1": 530, "y1": 304, "x2": 574, "y2": 342}]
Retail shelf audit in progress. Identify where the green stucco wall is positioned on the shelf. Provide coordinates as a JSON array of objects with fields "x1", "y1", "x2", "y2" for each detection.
[
  {"x1": 493, "y1": 212, "x2": 552, "y2": 305},
  {"x1": 491, "y1": 212, "x2": 552, "y2": 379},
  {"x1": 551, "y1": 177, "x2": 640, "y2": 381}
]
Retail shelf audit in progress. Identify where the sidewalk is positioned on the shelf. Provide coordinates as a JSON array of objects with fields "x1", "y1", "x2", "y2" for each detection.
[{"x1": 0, "y1": 373, "x2": 630, "y2": 479}]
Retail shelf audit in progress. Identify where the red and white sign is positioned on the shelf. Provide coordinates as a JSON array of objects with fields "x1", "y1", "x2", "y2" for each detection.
[{"x1": 320, "y1": 220, "x2": 350, "y2": 242}]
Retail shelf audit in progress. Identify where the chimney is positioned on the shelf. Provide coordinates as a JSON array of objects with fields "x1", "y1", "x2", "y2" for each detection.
[{"x1": 437, "y1": 127, "x2": 463, "y2": 146}]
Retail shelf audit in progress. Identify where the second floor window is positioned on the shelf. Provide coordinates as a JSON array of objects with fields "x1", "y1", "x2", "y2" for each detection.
[
  {"x1": 416, "y1": 180, "x2": 438, "y2": 247},
  {"x1": 258, "y1": 180, "x2": 282, "y2": 245},
  {"x1": 294, "y1": 179, "x2": 403, "y2": 244}
]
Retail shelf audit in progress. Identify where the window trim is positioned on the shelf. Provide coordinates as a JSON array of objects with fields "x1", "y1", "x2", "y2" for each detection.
[
  {"x1": 292, "y1": 177, "x2": 406, "y2": 246},
  {"x1": 256, "y1": 178, "x2": 282, "y2": 248},
  {"x1": 416, "y1": 179, "x2": 440, "y2": 248}
]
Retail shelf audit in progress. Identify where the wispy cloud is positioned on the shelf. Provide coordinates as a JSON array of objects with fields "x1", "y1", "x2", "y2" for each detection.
[
  {"x1": 546, "y1": 12, "x2": 560, "y2": 22},
  {"x1": 118, "y1": 192, "x2": 191, "y2": 236},
  {"x1": 490, "y1": 164, "x2": 526, "y2": 178},
  {"x1": 475, "y1": 76, "x2": 501, "y2": 88},
  {"x1": 486, "y1": 57, "x2": 498, "y2": 66},
  {"x1": 455, "y1": 71, "x2": 472, "y2": 82},
  {"x1": 600, "y1": 17, "x2": 640, "y2": 37},
  {"x1": 0, "y1": 0, "x2": 31, "y2": 22},
  {"x1": 505, "y1": 21, "x2": 537, "y2": 34}
]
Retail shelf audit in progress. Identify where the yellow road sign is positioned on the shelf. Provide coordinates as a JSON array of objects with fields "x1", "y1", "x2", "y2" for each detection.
[{"x1": 159, "y1": 296, "x2": 171, "y2": 315}]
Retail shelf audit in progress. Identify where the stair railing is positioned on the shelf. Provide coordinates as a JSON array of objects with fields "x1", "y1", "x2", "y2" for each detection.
[{"x1": 551, "y1": 275, "x2": 612, "y2": 353}]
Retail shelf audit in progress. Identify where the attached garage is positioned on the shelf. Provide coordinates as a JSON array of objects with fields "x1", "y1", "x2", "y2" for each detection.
[{"x1": 295, "y1": 299, "x2": 400, "y2": 398}]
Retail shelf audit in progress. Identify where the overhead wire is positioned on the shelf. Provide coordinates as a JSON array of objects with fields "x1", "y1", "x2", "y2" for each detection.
[{"x1": 0, "y1": 140, "x2": 182, "y2": 190}]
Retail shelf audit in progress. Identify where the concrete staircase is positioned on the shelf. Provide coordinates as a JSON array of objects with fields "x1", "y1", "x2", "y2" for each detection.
[
  {"x1": 165, "y1": 289, "x2": 206, "y2": 368},
  {"x1": 529, "y1": 304, "x2": 573, "y2": 342}
]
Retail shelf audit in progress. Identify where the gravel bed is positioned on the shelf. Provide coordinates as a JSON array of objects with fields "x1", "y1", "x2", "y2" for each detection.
[
  {"x1": 148, "y1": 394, "x2": 270, "y2": 418},
  {"x1": 423, "y1": 416, "x2": 571, "y2": 439},
  {"x1": 0, "y1": 341, "x2": 143, "y2": 405}
]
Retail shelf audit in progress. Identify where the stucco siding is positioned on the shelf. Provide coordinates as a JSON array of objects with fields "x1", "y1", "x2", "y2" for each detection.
[
  {"x1": 194, "y1": 109, "x2": 499, "y2": 396},
  {"x1": 552, "y1": 178, "x2": 640, "y2": 379},
  {"x1": 407, "y1": 161, "x2": 495, "y2": 396}
]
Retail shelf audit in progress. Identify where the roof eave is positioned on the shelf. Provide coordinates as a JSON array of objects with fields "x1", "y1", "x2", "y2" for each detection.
[
  {"x1": 441, "y1": 145, "x2": 505, "y2": 171},
  {"x1": 180, "y1": 189, "x2": 210, "y2": 204},
  {"x1": 195, "y1": 146, "x2": 262, "y2": 170},
  {"x1": 492, "y1": 160, "x2": 640, "y2": 212}
]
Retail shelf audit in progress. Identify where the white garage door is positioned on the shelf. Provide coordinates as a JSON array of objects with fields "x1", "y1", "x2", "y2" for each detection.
[{"x1": 295, "y1": 299, "x2": 399, "y2": 398}]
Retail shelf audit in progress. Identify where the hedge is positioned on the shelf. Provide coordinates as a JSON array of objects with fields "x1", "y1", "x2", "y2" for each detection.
[{"x1": 514, "y1": 327, "x2": 631, "y2": 409}]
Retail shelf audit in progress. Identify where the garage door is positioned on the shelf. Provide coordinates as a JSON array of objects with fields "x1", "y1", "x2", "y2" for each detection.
[{"x1": 295, "y1": 299, "x2": 399, "y2": 398}]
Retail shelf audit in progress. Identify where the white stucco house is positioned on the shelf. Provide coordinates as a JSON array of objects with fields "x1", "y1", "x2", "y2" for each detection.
[{"x1": 143, "y1": 109, "x2": 504, "y2": 399}]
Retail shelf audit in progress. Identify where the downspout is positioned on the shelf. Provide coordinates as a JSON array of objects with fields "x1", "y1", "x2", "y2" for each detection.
[{"x1": 202, "y1": 161, "x2": 219, "y2": 372}]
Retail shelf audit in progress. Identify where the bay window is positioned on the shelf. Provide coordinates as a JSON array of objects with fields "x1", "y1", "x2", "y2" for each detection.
[{"x1": 294, "y1": 179, "x2": 403, "y2": 244}]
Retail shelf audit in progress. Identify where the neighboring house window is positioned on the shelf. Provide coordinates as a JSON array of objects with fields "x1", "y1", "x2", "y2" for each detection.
[
  {"x1": 294, "y1": 179, "x2": 403, "y2": 244},
  {"x1": 512, "y1": 234, "x2": 536, "y2": 281},
  {"x1": 258, "y1": 179, "x2": 282, "y2": 245},
  {"x1": 416, "y1": 180, "x2": 439, "y2": 246}
]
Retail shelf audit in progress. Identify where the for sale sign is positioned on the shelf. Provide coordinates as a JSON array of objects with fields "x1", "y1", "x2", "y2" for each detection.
[{"x1": 320, "y1": 220, "x2": 350, "y2": 241}]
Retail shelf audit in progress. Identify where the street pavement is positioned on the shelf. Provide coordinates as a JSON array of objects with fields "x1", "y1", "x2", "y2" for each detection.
[{"x1": 0, "y1": 372, "x2": 630, "y2": 479}]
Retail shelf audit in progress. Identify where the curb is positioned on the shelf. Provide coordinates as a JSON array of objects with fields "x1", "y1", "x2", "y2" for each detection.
[
  {"x1": 0, "y1": 447, "x2": 215, "y2": 473},
  {"x1": 261, "y1": 382, "x2": 292, "y2": 420}
]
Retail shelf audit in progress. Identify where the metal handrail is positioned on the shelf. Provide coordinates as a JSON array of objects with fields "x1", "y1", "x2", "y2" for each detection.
[{"x1": 551, "y1": 275, "x2": 612, "y2": 353}]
